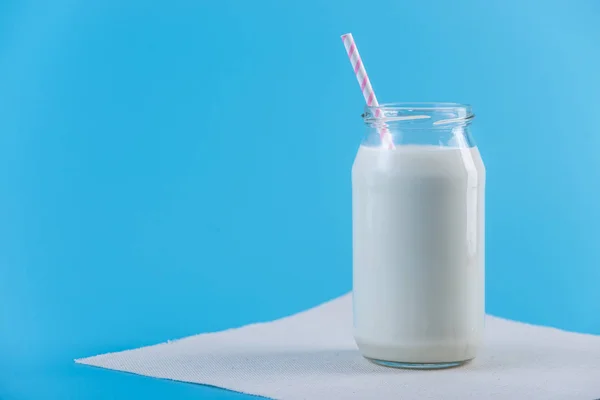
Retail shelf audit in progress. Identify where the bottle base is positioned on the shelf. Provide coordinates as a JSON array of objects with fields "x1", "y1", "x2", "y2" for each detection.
[{"x1": 366, "y1": 357, "x2": 469, "y2": 370}]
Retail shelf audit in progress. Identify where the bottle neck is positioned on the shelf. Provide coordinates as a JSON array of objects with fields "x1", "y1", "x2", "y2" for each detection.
[
  {"x1": 363, "y1": 123, "x2": 475, "y2": 147},
  {"x1": 362, "y1": 103, "x2": 476, "y2": 148}
]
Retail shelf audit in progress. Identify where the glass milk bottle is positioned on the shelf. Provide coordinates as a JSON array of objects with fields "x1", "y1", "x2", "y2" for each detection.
[{"x1": 352, "y1": 103, "x2": 485, "y2": 369}]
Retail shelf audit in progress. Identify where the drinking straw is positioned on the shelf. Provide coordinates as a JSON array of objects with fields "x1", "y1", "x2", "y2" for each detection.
[{"x1": 341, "y1": 33, "x2": 394, "y2": 148}]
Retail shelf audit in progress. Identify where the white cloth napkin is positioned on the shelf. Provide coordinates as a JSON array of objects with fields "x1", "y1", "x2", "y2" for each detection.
[{"x1": 76, "y1": 294, "x2": 600, "y2": 399}]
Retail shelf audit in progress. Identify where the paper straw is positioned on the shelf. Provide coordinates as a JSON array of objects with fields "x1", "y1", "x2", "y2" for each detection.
[{"x1": 341, "y1": 33, "x2": 394, "y2": 148}]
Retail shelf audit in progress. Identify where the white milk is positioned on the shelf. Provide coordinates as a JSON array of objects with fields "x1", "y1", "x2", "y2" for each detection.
[{"x1": 352, "y1": 144, "x2": 485, "y2": 366}]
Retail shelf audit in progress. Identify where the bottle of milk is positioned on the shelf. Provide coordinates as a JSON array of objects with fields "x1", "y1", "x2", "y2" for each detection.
[{"x1": 352, "y1": 103, "x2": 485, "y2": 369}]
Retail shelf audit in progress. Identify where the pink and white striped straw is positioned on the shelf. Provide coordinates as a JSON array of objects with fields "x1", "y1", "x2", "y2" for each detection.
[{"x1": 341, "y1": 33, "x2": 394, "y2": 148}]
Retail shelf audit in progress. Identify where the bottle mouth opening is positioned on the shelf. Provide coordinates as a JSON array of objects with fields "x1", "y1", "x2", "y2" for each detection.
[{"x1": 362, "y1": 102, "x2": 474, "y2": 127}]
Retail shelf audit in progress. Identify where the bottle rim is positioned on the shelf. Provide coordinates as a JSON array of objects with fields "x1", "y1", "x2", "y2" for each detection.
[{"x1": 362, "y1": 102, "x2": 474, "y2": 127}]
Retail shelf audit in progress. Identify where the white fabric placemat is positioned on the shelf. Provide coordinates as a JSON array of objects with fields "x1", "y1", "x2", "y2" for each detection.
[{"x1": 76, "y1": 293, "x2": 600, "y2": 399}]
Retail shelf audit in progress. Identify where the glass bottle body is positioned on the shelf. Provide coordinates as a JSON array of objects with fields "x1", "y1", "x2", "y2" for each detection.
[{"x1": 352, "y1": 103, "x2": 485, "y2": 368}]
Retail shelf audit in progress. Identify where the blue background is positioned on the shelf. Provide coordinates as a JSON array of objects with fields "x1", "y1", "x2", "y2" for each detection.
[{"x1": 1, "y1": 1, "x2": 599, "y2": 399}]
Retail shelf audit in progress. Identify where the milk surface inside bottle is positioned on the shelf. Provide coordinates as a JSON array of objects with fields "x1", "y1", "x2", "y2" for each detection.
[{"x1": 352, "y1": 103, "x2": 485, "y2": 369}]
